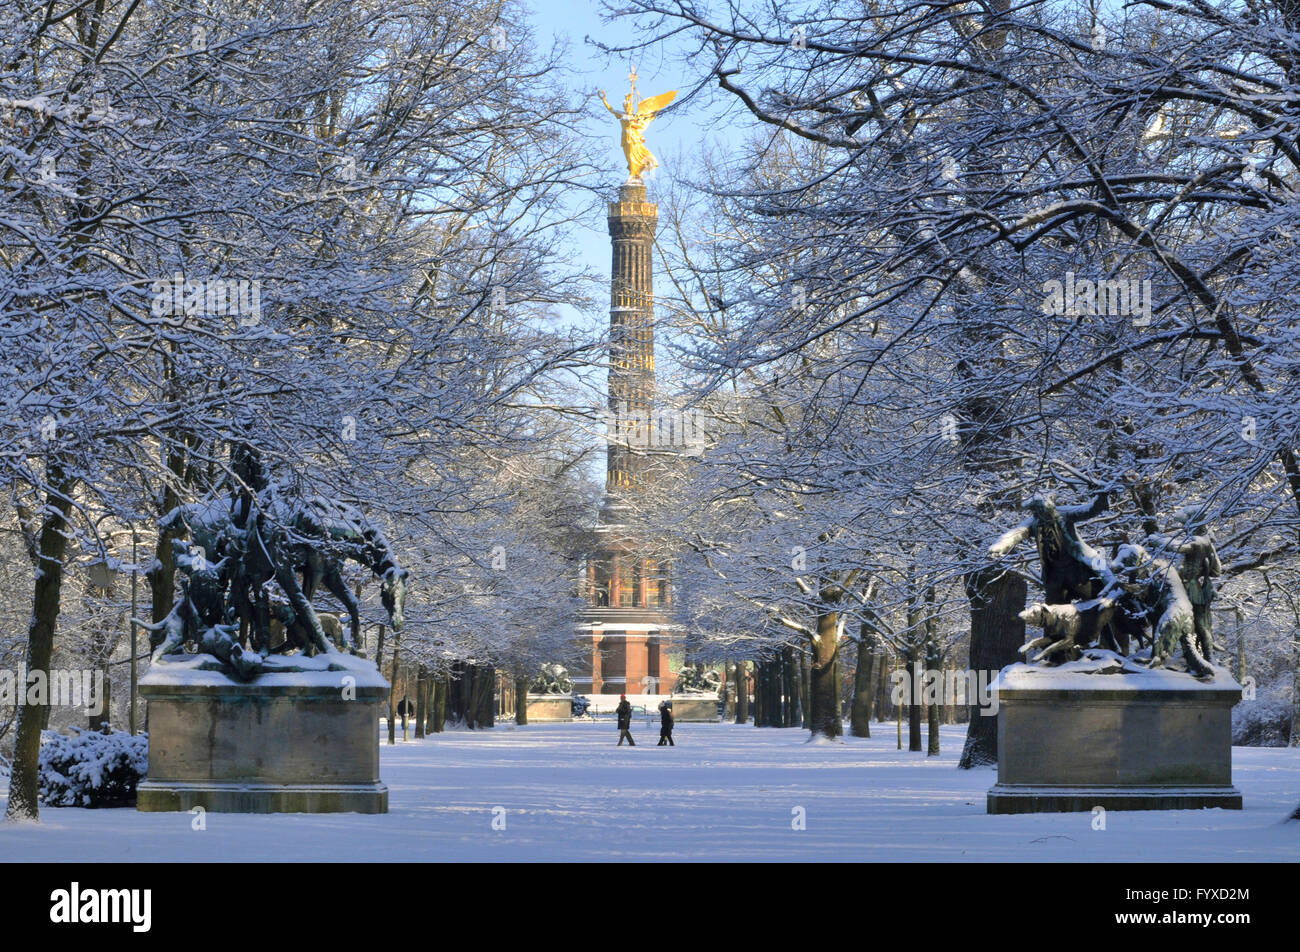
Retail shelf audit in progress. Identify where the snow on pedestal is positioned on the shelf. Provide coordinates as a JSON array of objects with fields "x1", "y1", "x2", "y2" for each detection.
[
  {"x1": 137, "y1": 652, "x2": 389, "y2": 814},
  {"x1": 987, "y1": 650, "x2": 1242, "y2": 814}
]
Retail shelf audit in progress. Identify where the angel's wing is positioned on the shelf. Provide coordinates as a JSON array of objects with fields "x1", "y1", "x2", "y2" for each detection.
[{"x1": 636, "y1": 90, "x2": 677, "y2": 116}]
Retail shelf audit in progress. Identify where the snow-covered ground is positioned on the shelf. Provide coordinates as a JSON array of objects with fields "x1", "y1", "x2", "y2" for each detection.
[{"x1": 2, "y1": 722, "x2": 1297, "y2": 861}]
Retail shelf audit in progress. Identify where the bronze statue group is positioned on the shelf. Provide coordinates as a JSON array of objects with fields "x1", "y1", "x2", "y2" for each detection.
[
  {"x1": 991, "y1": 492, "x2": 1222, "y2": 676},
  {"x1": 142, "y1": 446, "x2": 408, "y2": 680}
]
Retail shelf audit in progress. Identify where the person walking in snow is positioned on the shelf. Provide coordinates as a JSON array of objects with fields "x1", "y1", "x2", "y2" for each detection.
[
  {"x1": 616, "y1": 694, "x2": 635, "y2": 746},
  {"x1": 657, "y1": 699, "x2": 675, "y2": 746},
  {"x1": 396, "y1": 697, "x2": 414, "y2": 732}
]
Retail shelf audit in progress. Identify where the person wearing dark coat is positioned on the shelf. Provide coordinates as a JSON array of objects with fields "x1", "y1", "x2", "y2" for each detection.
[
  {"x1": 396, "y1": 697, "x2": 415, "y2": 731},
  {"x1": 657, "y1": 700, "x2": 675, "y2": 746},
  {"x1": 616, "y1": 695, "x2": 635, "y2": 746}
]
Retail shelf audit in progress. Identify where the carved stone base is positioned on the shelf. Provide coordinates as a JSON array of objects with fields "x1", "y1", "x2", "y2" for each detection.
[
  {"x1": 525, "y1": 695, "x2": 573, "y2": 722},
  {"x1": 987, "y1": 657, "x2": 1242, "y2": 814},
  {"x1": 138, "y1": 653, "x2": 388, "y2": 814},
  {"x1": 669, "y1": 695, "x2": 720, "y2": 722}
]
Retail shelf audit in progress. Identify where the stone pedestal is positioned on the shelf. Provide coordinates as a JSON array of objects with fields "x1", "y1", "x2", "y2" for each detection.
[
  {"x1": 137, "y1": 653, "x2": 389, "y2": 814},
  {"x1": 987, "y1": 657, "x2": 1242, "y2": 814},
  {"x1": 525, "y1": 695, "x2": 573, "y2": 722},
  {"x1": 669, "y1": 694, "x2": 719, "y2": 722}
]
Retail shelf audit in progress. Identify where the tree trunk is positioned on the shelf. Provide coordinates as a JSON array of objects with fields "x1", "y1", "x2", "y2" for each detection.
[
  {"x1": 764, "y1": 658, "x2": 775, "y2": 727},
  {"x1": 147, "y1": 449, "x2": 187, "y2": 628},
  {"x1": 432, "y1": 675, "x2": 447, "y2": 732},
  {"x1": 774, "y1": 650, "x2": 785, "y2": 723},
  {"x1": 808, "y1": 611, "x2": 843, "y2": 738},
  {"x1": 735, "y1": 661, "x2": 749, "y2": 724},
  {"x1": 89, "y1": 672, "x2": 111, "y2": 732},
  {"x1": 783, "y1": 646, "x2": 797, "y2": 727},
  {"x1": 463, "y1": 664, "x2": 490, "y2": 729},
  {"x1": 472, "y1": 665, "x2": 495, "y2": 728},
  {"x1": 958, "y1": 567, "x2": 1027, "y2": 768},
  {"x1": 461, "y1": 664, "x2": 473, "y2": 725},
  {"x1": 425, "y1": 676, "x2": 435, "y2": 731},
  {"x1": 926, "y1": 593, "x2": 940, "y2": 755},
  {"x1": 446, "y1": 661, "x2": 463, "y2": 724},
  {"x1": 427, "y1": 675, "x2": 436, "y2": 731},
  {"x1": 850, "y1": 630, "x2": 875, "y2": 737},
  {"x1": 896, "y1": 680, "x2": 903, "y2": 749},
  {"x1": 771, "y1": 657, "x2": 782, "y2": 727},
  {"x1": 769, "y1": 658, "x2": 782, "y2": 727},
  {"x1": 926, "y1": 641, "x2": 941, "y2": 756},
  {"x1": 799, "y1": 650, "x2": 810, "y2": 729},
  {"x1": 460, "y1": 664, "x2": 472, "y2": 725},
  {"x1": 414, "y1": 665, "x2": 427, "y2": 739},
  {"x1": 908, "y1": 658, "x2": 923, "y2": 752},
  {"x1": 515, "y1": 677, "x2": 528, "y2": 725},
  {"x1": 460, "y1": 663, "x2": 473, "y2": 729},
  {"x1": 385, "y1": 626, "x2": 397, "y2": 745},
  {"x1": 5, "y1": 470, "x2": 75, "y2": 821},
  {"x1": 83, "y1": 605, "x2": 116, "y2": 731},
  {"x1": 875, "y1": 645, "x2": 894, "y2": 722},
  {"x1": 834, "y1": 657, "x2": 843, "y2": 724},
  {"x1": 1291, "y1": 637, "x2": 1300, "y2": 748},
  {"x1": 484, "y1": 668, "x2": 496, "y2": 727},
  {"x1": 470, "y1": 666, "x2": 481, "y2": 729},
  {"x1": 943, "y1": 661, "x2": 956, "y2": 725}
]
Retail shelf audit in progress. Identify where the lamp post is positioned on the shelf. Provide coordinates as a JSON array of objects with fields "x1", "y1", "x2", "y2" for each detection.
[{"x1": 89, "y1": 526, "x2": 144, "y2": 734}]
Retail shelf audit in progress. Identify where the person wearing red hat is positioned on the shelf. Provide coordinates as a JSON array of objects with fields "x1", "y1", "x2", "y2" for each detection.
[{"x1": 616, "y1": 694, "x2": 635, "y2": 746}]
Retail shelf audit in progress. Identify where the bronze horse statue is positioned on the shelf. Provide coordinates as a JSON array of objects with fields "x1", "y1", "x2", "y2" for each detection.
[{"x1": 153, "y1": 454, "x2": 407, "y2": 675}]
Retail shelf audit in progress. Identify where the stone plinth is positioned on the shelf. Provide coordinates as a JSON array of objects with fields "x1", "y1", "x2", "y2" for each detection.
[
  {"x1": 987, "y1": 654, "x2": 1242, "y2": 814},
  {"x1": 669, "y1": 694, "x2": 719, "y2": 722},
  {"x1": 525, "y1": 695, "x2": 573, "y2": 722},
  {"x1": 138, "y1": 652, "x2": 388, "y2": 814}
]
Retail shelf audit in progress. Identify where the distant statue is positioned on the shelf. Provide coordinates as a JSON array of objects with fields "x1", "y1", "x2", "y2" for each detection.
[
  {"x1": 673, "y1": 663, "x2": 721, "y2": 695},
  {"x1": 599, "y1": 67, "x2": 676, "y2": 180},
  {"x1": 530, "y1": 663, "x2": 573, "y2": 696}
]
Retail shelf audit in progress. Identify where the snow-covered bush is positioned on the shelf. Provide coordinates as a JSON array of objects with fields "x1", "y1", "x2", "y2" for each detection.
[
  {"x1": 1232, "y1": 694, "x2": 1292, "y2": 748},
  {"x1": 38, "y1": 728, "x2": 148, "y2": 808}
]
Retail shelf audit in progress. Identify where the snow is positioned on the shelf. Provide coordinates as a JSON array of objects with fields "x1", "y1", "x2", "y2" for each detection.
[
  {"x1": 994, "y1": 651, "x2": 1241, "y2": 691},
  {"x1": 993, "y1": 647, "x2": 1237, "y2": 691},
  {"x1": 2, "y1": 723, "x2": 1297, "y2": 861},
  {"x1": 140, "y1": 651, "x2": 388, "y2": 689}
]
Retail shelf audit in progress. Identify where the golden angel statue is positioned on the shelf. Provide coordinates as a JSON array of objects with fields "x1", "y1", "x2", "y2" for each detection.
[{"x1": 600, "y1": 69, "x2": 677, "y2": 180}]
